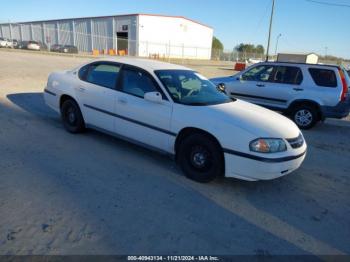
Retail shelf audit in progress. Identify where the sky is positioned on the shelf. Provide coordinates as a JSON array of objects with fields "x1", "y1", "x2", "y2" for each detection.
[{"x1": 1, "y1": 0, "x2": 349, "y2": 59}]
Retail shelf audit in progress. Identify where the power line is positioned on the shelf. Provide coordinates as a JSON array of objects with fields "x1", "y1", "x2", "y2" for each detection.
[{"x1": 305, "y1": 0, "x2": 350, "y2": 8}]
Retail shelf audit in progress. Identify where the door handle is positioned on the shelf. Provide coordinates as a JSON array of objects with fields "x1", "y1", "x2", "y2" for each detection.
[
  {"x1": 117, "y1": 97, "x2": 127, "y2": 104},
  {"x1": 256, "y1": 84, "x2": 265, "y2": 87},
  {"x1": 293, "y1": 88, "x2": 304, "y2": 91}
]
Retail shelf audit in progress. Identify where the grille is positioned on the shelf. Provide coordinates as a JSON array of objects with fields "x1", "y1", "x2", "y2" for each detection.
[{"x1": 287, "y1": 134, "x2": 304, "y2": 149}]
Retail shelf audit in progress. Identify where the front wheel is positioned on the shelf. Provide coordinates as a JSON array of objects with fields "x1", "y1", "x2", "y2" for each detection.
[
  {"x1": 177, "y1": 133, "x2": 224, "y2": 183},
  {"x1": 60, "y1": 99, "x2": 85, "y2": 133},
  {"x1": 291, "y1": 105, "x2": 319, "y2": 130}
]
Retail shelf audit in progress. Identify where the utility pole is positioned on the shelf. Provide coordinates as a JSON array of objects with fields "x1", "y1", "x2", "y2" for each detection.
[{"x1": 266, "y1": 0, "x2": 275, "y2": 61}]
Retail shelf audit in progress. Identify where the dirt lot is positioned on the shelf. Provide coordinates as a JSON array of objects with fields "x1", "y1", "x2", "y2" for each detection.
[{"x1": 0, "y1": 50, "x2": 350, "y2": 256}]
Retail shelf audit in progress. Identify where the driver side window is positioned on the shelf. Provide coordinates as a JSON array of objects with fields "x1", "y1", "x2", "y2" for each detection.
[
  {"x1": 121, "y1": 66, "x2": 167, "y2": 100},
  {"x1": 121, "y1": 68, "x2": 159, "y2": 98},
  {"x1": 241, "y1": 65, "x2": 274, "y2": 82}
]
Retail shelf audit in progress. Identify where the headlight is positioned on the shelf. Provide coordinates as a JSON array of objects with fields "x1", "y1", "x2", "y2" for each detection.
[{"x1": 250, "y1": 138, "x2": 287, "y2": 153}]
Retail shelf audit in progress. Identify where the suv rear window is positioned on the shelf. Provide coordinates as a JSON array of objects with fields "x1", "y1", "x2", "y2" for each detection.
[{"x1": 308, "y1": 68, "x2": 337, "y2": 87}]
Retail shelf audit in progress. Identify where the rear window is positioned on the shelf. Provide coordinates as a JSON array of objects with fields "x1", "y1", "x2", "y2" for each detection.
[
  {"x1": 85, "y1": 63, "x2": 121, "y2": 89},
  {"x1": 308, "y1": 68, "x2": 337, "y2": 87}
]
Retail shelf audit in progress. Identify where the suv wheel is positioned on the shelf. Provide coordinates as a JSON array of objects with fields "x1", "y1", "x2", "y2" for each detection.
[
  {"x1": 291, "y1": 104, "x2": 319, "y2": 130},
  {"x1": 177, "y1": 133, "x2": 223, "y2": 183},
  {"x1": 61, "y1": 99, "x2": 85, "y2": 133}
]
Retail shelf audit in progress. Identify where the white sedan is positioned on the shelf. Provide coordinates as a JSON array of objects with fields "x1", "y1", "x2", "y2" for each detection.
[{"x1": 44, "y1": 58, "x2": 307, "y2": 183}]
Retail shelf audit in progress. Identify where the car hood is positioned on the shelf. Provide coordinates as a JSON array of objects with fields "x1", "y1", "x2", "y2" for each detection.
[
  {"x1": 210, "y1": 76, "x2": 236, "y2": 84},
  {"x1": 208, "y1": 100, "x2": 301, "y2": 139}
]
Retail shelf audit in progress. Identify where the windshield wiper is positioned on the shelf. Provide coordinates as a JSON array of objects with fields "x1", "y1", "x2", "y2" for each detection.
[{"x1": 183, "y1": 102, "x2": 207, "y2": 106}]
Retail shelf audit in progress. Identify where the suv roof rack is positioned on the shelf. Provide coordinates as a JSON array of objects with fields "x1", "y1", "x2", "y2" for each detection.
[{"x1": 263, "y1": 61, "x2": 340, "y2": 68}]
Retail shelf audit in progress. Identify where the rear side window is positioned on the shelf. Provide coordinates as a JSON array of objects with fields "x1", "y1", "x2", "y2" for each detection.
[
  {"x1": 84, "y1": 63, "x2": 121, "y2": 89},
  {"x1": 308, "y1": 68, "x2": 337, "y2": 87},
  {"x1": 272, "y1": 66, "x2": 303, "y2": 85}
]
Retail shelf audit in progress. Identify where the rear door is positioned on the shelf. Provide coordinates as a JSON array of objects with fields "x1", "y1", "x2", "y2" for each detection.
[
  {"x1": 256, "y1": 65, "x2": 304, "y2": 109},
  {"x1": 77, "y1": 62, "x2": 121, "y2": 132}
]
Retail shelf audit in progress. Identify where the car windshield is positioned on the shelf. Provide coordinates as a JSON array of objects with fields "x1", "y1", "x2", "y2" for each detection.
[{"x1": 155, "y1": 70, "x2": 232, "y2": 106}]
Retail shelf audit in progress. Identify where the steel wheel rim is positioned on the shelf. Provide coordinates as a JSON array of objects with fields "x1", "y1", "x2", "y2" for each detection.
[
  {"x1": 189, "y1": 145, "x2": 212, "y2": 171},
  {"x1": 66, "y1": 107, "x2": 77, "y2": 125}
]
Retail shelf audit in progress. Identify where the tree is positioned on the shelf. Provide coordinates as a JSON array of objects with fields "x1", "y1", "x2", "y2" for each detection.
[
  {"x1": 212, "y1": 36, "x2": 224, "y2": 51},
  {"x1": 212, "y1": 36, "x2": 224, "y2": 60},
  {"x1": 255, "y1": 45, "x2": 265, "y2": 54},
  {"x1": 235, "y1": 43, "x2": 265, "y2": 54},
  {"x1": 234, "y1": 43, "x2": 265, "y2": 60}
]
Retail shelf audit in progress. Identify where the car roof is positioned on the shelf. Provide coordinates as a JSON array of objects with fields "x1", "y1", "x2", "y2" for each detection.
[
  {"x1": 94, "y1": 57, "x2": 192, "y2": 71},
  {"x1": 261, "y1": 61, "x2": 340, "y2": 69}
]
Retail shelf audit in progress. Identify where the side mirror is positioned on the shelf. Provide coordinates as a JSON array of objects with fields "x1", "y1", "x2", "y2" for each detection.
[
  {"x1": 236, "y1": 75, "x2": 242, "y2": 81},
  {"x1": 144, "y1": 92, "x2": 163, "y2": 103},
  {"x1": 217, "y1": 83, "x2": 226, "y2": 93}
]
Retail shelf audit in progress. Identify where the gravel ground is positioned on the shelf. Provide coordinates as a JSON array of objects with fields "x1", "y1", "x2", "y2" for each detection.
[{"x1": 0, "y1": 50, "x2": 349, "y2": 256}]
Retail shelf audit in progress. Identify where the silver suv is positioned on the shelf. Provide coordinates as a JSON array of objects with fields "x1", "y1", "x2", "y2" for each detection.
[{"x1": 211, "y1": 62, "x2": 350, "y2": 129}]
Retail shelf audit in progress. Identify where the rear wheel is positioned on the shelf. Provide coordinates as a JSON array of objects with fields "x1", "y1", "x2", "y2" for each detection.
[
  {"x1": 177, "y1": 133, "x2": 224, "y2": 183},
  {"x1": 60, "y1": 99, "x2": 85, "y2": 133},
  {"x1": 291, "y1": 104, "x2": 319, "y2": 130}
]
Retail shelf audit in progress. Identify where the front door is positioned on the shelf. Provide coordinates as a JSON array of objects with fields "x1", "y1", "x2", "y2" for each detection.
[
  {"x1": 114, "y1": 65, "x2": 173, "y2": 152},
  {"x1": 231, "y1": 64, "x2": 275, "y2": 105}
]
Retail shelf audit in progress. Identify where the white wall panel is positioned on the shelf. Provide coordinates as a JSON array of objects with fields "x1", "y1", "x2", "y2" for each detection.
[
  {"x1": 58, "y1": 21, "x2": 73, "y2": 45},
  {"x1": 74, "y1": 19, "x2": 91, "y2": 52}
]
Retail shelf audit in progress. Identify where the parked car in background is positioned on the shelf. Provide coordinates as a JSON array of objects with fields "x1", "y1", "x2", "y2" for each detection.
[
  {"x1": 0, "y1": 37, "x2": 8, "y2": 47},
  {"x1": 27, "y1": 41, "x2": 41, "y2": 51},
  {"x1": 38, "y1": 42, "x2": 48, "y2": 51},
  {"x1": 5, "y1": 39, "x2": 14, "y2": 48},
  {"x1": 50, "y1": 44, "x2": 63, "y2": 52},
  {"x1": 59, "y1": 45, "x2": 78, "y2": 54},
  {"x1": 44, "y1": 58, "x2": 306, "y2": 183},
  {"x1": 0, "y1": 37, "x2": 13, "y2": 48},
  {"x1": 17, "y1": 41, "x2": 29, "y2": 49},
  {"x1": 11, "y1": 39, "x2": 19, "y2": 49},
  {"x1": 211, "y1": 62, "x2": 350, "y2": 129}
]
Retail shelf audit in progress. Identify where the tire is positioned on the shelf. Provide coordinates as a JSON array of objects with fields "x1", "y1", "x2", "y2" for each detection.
[
  {"x1": 177, "y1": 133, "x2": 224, "y2": 183},
  {"x1": 291, "y1": 104, "x2": 319, "y2": 130},
  {"x1": 60, "y1": 99, "x2": 85, "y2": 133}
]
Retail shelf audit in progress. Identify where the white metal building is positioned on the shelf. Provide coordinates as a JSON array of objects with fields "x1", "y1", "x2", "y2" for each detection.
[
  {"x1": 0, "y1": 14, "x2": 214, "y2": 59},
  {"x1": 277, "y1": 53, "x2": 319, "y2": 64}
]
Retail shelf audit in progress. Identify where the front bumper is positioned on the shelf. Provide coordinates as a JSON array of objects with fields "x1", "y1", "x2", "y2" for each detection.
[{"x1": 224, "y1": 149, "x2": 306, "y2": 181}]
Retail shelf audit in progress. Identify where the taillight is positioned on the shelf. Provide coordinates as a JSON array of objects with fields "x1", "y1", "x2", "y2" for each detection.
[{"x1": 338, "y1": 68, "x2": 348, "y2": 102}]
